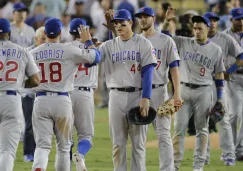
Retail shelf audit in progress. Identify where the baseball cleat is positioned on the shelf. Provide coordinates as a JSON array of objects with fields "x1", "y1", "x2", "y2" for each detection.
[
  {"x1": 220, "y1": 153, "x2": 226, "y2": 161},
  {"x1": 34, "y1": 168, "x2": 44, "y2": 171},
  {"x1": 225, "y1": 158, "x2": 235, "y2": 166},
  {"x1": 24, "y1": 155, "x2": 34, "y2": 162},
  {"x1": 204, "y1": 160, "x2": 210, "y2": 165},
  {"x1": 73, "y1": 152, "x2": 87, "y2": 171}
]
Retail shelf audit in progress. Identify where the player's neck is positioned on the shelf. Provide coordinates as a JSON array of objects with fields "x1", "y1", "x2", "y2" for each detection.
[
  {"x1": 142, "y1": 27, "x2": 156, "y2": 38},
  {"x1": 13, "y1": 21, "x2": 24, "y2": 28},
  {"x1": 196, "y1": 38, "x2": 209, "y2": 45},
  {"x1": 231, "y1": 27, "x2": 243, "y2": 33},
  {"x1": 47, "y1": 38, "x2": 59, "y2": 43},
  {"x1": 120, "y1": 30, "x2": 134, "y2": 41}
]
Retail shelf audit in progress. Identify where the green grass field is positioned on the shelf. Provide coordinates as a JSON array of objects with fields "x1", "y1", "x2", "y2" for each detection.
[{"x1": 13, "y1": 108, "x2": 243, "y2": 171}]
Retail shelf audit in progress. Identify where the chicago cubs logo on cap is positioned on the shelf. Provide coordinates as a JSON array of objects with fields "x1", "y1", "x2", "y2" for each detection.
[{"x1": 141, "y1": 7, "x2": 145, "y2": 12}]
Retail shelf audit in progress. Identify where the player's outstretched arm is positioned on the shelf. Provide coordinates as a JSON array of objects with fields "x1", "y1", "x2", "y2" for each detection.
[
  {"x1": 78, "y1": 25, "x2": 96, "y2": 49},
  {"x1": 25, "y1": 73, "x2": 40, "y2": 88},
  {"x1": 225, "y1": 53, "x2": 243, "y2": 80},
  {"x1": 162, "y1": 7, "x2": 176, "y2": 31}
]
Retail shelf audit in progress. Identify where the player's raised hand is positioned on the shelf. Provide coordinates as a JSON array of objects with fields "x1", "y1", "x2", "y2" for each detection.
[
  {"x1": 78, "y1": 25, "x2": 92, "y2": 43},
  {"x1": 91, "y1": 37, "x2": 102, "y2": 47},
  {"x1": 140, "y1": 98, "x2": 150, "y2": 117},
  {"x1": 103, "y1": 9, "x2": 115, "y2": 31},
  {"x1": 165, "y1": 7, "x2": 176, "y2": 21}
]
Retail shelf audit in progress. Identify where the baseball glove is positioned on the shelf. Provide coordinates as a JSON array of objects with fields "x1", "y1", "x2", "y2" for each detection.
[
  {"x1": 127, "y1": 106, "x2": 156, "y2": 125},
  {"x1": 157, "y1": 99, "x2": 183, "y2": 117},
  {"x1": 208, "y1": 101, "x2": 225, "y2": 123}
]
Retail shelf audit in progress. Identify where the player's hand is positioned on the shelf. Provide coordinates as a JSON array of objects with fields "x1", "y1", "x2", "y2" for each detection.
[
  {"x1": 91, "y1": 37, "x2": 102, "y2": 47},
  {"x1": 140, "y1": 98, "x2": 150, "y2": 117},
  {"x1": 224, "y1": 71, "x2": 230, "y2": 81},
  {"x1": 171, "y1": 94, "x2": 183, "y2": 112},
  {"x1": 165, "y1": 7, "x2": 176, "y2": 21},
  {"x1": 78, "y1": 25, "x2": 92, "y2": 43},
  {"x1": 103, "y1": 9, "x2": 115, "y2": 31}
]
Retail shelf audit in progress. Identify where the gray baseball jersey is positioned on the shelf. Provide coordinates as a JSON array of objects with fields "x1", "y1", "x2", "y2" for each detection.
[
  {"x1": 0, "y1": 40, "x2": 39, "y2": 171},
  {"x1": 10, "y1": 23, "x2": 35, "y2": 48},
  {"x1": 173, "y1": 36, "x2": 225, "y2": 85},
  {"x1": 224, "y1": 28, "x2": 243, "y2": 158},
  {"x1": 67, "y1": 40, "x2": 98, "y2": 88},
  {"x1": 141, "y1": 31, "x2": 180, "y2": 171},
  {"x1": 30, "y1": 43, "x2": 97, "y2": 92},
  {"x1": 99, "y1": 34, "x2": 157, "y2": 171},
  {"x1": 99, "y1": 34, "x2": 157, "y2": 88},
  {"x1": 0, "y1": 41, "x2": 39, "y2": 91},
  {"x1": 204, "y1": 31, "x2": 241, "y2": 162},
  {"x1": 141, "y1": 31, "x2": 180, "y2": 84}
]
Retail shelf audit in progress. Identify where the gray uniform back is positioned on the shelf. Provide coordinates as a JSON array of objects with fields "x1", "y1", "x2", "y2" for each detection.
[
  {"x1": 173, "y1": 36, "x2": 225, "y2": 85},
  {"x1": 30, "y1": 43, "x2": 96, "y2": 92},
  {"x1": 68, "y1": 40, "x2": 98, "y2": 88},
  {"x1": 142, "y1": 32, "x2": 180, "y2": 84},
  {"x1": 10, "y1": 23, "x2": 35, "y2": 48},
  {"x1": 99, "y1": 34, "x2": 157, "y2": 88},
  {"x1": 0, "y1": 40, "x2": 39, "y2": 91},
  {"x1": 212, "y1": 31, "x2": 243, "y2": 67}
]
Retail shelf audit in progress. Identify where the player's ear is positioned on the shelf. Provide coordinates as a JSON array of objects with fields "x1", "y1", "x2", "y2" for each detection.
[
  {"x1": 44, "y1": 31, "x2": 47, "y2": 36},
  {"x1": 128, "y1": 20, "x2": 133, "y2": 27}
]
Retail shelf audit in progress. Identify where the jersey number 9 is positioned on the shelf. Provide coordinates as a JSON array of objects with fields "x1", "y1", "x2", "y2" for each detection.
[{"x1": 39, "y1": 62, "x2": 62, "y2": 83}]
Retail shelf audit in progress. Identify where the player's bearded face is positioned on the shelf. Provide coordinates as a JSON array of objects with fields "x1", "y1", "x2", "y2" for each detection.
[
  {"x1": 232, "y1": 18, "x2": 243, "y2": 32},
  {"x1": 209, "y1": 19, "x2": 218, "y2": 32},
  {"x1": 193, "y1": 23, "x2": 208, "y2": 41},
  {"x1": 114, "y1": 20, "x2": 132, "y2": 36},
  {"x1": 137, "y1": 15, "x2": 154, "y2": 31}
]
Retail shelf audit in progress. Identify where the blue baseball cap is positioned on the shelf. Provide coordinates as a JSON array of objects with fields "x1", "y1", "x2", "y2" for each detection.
[
  {"x1": 192, "y1": 15, "x2": 211, "y2": 27},
  {"x1": 13, "y1": 2, "x2": 28, "y2": 12},
  {"x1": 110, "y1": 9, "x2": 132, "y2": 22},
  {"x1": 203, "y1": 12, "x2": 220, "y2": 21},
  {"x1": 0, "y1": 18, "x2": 11, "y2": 33},
  {"x1": 69, "y1": 18, "x2": 86, "y2": 33},
  {"x1": 230, "y1": 8, "x2": 243, "y2": 20},
  {"x1": 44, "y1": 18, "x2": 63, "y2": 36},
  {"x1": 135, "y1": 6, "x2": 155, "y2": 17}
]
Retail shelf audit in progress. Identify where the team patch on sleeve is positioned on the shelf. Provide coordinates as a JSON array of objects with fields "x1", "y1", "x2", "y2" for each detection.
[{"x1": 151, "y1": 48, "x2": 156, "y2": 58}]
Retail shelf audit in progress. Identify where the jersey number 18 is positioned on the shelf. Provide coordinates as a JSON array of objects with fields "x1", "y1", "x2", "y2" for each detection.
[{"x1": 39, "y1": 62, "x2": 62, "y2": 83}]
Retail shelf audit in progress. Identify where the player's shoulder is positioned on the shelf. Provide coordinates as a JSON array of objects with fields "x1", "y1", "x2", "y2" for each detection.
[
  {"x1": 217, "y1": 31, "x2": 233, "y2": 40},
  {"x1": 209, "y1": 41, "x2": 223, "y2": 53},
  {"x1": 134, "y1": 34, "x2": 153, "y2": 46},
  {"x1": 24, "y1": 23, "x2": 35, "y2": 32},
  {"x1": 222, "y1": 28, "x2": 231, "y2": 34}
]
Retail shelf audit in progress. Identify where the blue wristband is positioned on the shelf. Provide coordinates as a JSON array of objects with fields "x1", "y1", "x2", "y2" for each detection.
[
  {"x1": 215, "y1": 80, "x2": 224, "y2": 87},
  {"x1": 226, "y1": 63, "x2": 238, "y2": 74},
  {"x1": 217, "y1": 88, "x2": 223, "y2": 100},
  {"x1": 84, "y1": 40, "x2": 94, "y2": 48}
]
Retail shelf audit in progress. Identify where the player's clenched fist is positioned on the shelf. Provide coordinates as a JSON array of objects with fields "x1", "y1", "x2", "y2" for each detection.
[
  {"x1": 140, "y1": 98, "x2": 150, "y2": 117},
  {"x1": 78, "y1": 25, "x2": 92, "y2": 43}
]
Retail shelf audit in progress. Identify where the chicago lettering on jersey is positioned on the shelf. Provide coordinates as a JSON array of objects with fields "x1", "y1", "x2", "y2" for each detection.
[
  {"x1": 33, "y1": 49, "x2": 64, "y2": 60},
  {"x1": 0, "y1": 48, "x2": 22, "y2": 58},
  {"x1": 111, "y1": 50, "x2": 140, "y2": 63},
  {"x1": 184, "y1": 52, "x2": 212, "y2": 68}
]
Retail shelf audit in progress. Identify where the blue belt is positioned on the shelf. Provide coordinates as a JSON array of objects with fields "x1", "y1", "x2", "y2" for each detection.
[
  {"x1": 6, "y1": 91, "x2": 17, "y2": 95},
  {"x1": 36, "y1": 92, "x2": 69, "y2": 97}
]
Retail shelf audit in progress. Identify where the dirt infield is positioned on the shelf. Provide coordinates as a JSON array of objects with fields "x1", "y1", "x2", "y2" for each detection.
[{"x1": 146, "y1": 133, "x2": 220, "y2": 149}]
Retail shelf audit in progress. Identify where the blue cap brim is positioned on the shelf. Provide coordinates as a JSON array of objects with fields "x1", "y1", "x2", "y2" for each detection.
[
  {"x1": 232, "y1": 15, "x2": 243, "y2": 20},
  {"x1": 134, "y1": 12, "x2": 154, "y2": 17},
  {"x1": 110, "y1": 18, "x2": 130, "y2": 22},
  {"x1": 209, "y1": 16, "x2": 220, "y2": 21},
  {"x1": 14, "y1": 7, "x2": 28, "y2": 12},
  {"x1": 192, "y1": 16, "x2": 210, "y2": 27}
]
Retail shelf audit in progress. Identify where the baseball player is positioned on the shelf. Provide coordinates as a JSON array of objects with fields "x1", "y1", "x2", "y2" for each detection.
[
  {"x1": 162, "y1": 8, "x2": 225, "y2": 171},
  {"x1": 67, "y1": 18, "x2": 99, "y2": 171},
  {"x1": 99, "y1": 9, "x2": 157, "y2": 171},
  {"x1": 223, "y1": 8, "x2": 243, "y2": 161},
  {"x1": 21, "y1": 26, "x2": 47, "y2": 162},
  {"x1": 135, "y1": 6, "x2": 182, "y2": 171},
  {"x1": 10, "y1": 2, "x2": 35, "y2": 48},
  {"x1": 203, "y1": 12, "x2": 243, "y2": 165},
  {"x1": 30, "y1": 18, "x2": 101, "y2": 171},
  {"x1": 0, "y1": 18, "x2": 40, "y2": 171}
]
